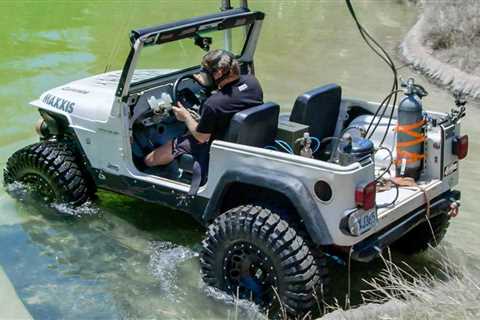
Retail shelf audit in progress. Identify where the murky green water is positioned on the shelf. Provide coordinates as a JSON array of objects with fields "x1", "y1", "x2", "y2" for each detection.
[{"x1": 0, "y1": 1, "x2": 479, "y2": 319}]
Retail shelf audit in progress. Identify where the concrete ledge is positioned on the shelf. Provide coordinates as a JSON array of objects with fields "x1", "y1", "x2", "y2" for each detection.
[
  {"x1": 0, "y1": 266, "x2": 32, "y2": 320},
  {"x1": 401, "y1": 15, "x2": 480, "y2": 99}
]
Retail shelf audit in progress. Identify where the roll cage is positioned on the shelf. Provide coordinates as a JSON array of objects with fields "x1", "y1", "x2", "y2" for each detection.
[{"x1": 116, "y1": 7, "x2": 265, "y2": 99}]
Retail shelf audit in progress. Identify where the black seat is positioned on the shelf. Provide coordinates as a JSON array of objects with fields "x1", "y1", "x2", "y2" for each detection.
[
  {"x1": 223, "y1": 102, "x2": 280, "y2": 147},
  {"x1": 177, "y1": 102, "x2": 279, "y2": 174},
  {"x1": 289, "y1": 84, "x2": 342, "y2": 156}
]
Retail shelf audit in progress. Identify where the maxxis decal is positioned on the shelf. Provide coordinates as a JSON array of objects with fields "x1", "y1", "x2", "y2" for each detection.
[{"x1": 42, "y1": 94, "x2": 75, "y2": 113}]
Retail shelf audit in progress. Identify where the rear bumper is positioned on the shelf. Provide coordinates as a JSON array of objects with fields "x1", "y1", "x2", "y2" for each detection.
[{"x1": 351, "y1": 189, "x2": 461, "y2": 262}]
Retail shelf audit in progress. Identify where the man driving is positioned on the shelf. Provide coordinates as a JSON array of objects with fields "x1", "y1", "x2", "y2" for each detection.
[{"x1": 144, "y1": 49, "x2": 263, "y2": 182}]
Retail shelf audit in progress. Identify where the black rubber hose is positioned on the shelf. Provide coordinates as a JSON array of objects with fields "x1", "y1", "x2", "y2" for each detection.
[
  {"x1": 374, "y1": 146, "x2": 399, "y2": 208},
  {"x1": 376, "y1": 180, "x2": 399, "y2": 209},
  {"x1": 367, "y1": 90, "x2": 403, "y2": 141},
  {"x1": 374, "y1": 146, "x2": 394, "y2": 182},
  {"x1": 345, "y1": 0, "x2": 399, "y2": 140}
]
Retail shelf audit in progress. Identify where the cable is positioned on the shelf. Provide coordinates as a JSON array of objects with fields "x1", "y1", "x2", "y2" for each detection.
[
  {"x1": 276, "y1": 140, "x2": 293, "y2": 154},
  {"x1": 320, "y1": 136, "x2": 346, "y2": 161},
  {"x1": 274, "y1": 139, "x2": 294, "y2": 154},
  {"x1": 374, "y1": 146, "x2": 399, "y2": 208},
  {"x1": 376, "y1": 180, "x2": 399, "y2": 208},
  {"x1": 345, "y1": 0, "x2": 400, "y2": 144},
  {"x1": 321, "y1": 136, "x2": 344, "y2": 145},
  {"x1": 346, "y1": 0, "x2": 395, "y2": 70},
  {"x1": 374, "y1": 146, "x2": 394, "y2": 182},
  {"x1": 310, "y1": 136, "x2": 321, "y2": 153},
  {"x1": 345, "y1": 1, "x2": 398, "y2": 82},
  {"x1": 341, "y1": 126, "x2": 366, "y2": 137},
  {"x1": 367, "y1": 89, "x2": 403, "y2": 143},
  {"x1": 378, "y1": 93, "x2": 400, "y2": 146},
  {"x1": 264, "y1": 146, "x2": 278, "y2": 151}
]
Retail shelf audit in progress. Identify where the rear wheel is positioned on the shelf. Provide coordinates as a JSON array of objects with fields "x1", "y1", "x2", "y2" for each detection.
[
  {"x1": 200, "y1": 205, "x2": 328, "y2": 316},
  {"x1": 4, "y1": 141, "x2": 93, "y2": 205},
  {"x1": 391, "y1": 208, "x2": 450, "y2": 255}
]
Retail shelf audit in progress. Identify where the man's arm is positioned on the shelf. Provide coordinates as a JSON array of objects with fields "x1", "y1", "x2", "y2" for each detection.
[
  {"x1": 184, "y1": 114, "x2": 211, "y2": 143},
  {"x1": 172, "y1": 103, "x2": 211, "y2": 143}
]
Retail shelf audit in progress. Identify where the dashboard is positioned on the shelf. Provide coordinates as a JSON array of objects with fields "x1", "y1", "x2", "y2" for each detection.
[
  {"x1": 129, "y1": 75, "x2": 210, "y2": 160},
  {"x1": 132, "y1": 77, "x2": 208, "y2": 126}
]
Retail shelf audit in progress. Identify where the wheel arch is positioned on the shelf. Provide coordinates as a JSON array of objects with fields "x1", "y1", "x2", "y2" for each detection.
[
  {"x1": 202, "y1": 168, "x2": 332, "y2": 245},
  {"x1": 37, "y1": 109, "x2": 97, "y2": 191}
]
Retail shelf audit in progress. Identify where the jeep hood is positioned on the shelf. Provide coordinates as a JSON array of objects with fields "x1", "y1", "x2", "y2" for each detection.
[{"x1": 31, "y1": 70, "x2": 171, "y2": 122}]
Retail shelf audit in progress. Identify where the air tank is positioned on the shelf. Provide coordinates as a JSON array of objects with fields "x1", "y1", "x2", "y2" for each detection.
[
  {"x1": 396, "y1": 78, "x2": 427, "y2": 180},
  {"x1": 336, "y1": 134, "x2": 374, "y2": 166}
]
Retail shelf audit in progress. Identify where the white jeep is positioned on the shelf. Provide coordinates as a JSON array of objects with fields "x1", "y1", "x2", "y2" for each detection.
[{"x1": 3, "y1": 2, "x2": 467, "y2": 316}]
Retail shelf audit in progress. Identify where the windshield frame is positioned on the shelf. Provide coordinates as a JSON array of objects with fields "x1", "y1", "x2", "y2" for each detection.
[
  {"x1": 129, "y1": 24, "x2": 253, "y2": 89},
  {"x1": 130, "y1": 9, "x2": 263, "y2": 46},
  {"x1": 116, "y1": 9, "x2": 264, "y2": 99}
]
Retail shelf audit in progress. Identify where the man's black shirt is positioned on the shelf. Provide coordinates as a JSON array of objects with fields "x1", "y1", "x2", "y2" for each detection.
[{"x1": 196, "y1": 74, "x2": 263, "y2": 141}]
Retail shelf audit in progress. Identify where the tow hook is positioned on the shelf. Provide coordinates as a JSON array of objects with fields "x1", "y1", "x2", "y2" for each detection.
[{"x1": 448, "y1": 201, "x2": 460, "y2": 218}]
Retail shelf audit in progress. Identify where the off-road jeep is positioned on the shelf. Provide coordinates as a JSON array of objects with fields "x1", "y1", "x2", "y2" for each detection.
[{"x1": 4, "y1": 1, "x2": 467, "y2": 316}]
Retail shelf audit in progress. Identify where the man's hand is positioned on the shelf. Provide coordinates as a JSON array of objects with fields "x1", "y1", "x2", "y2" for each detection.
[
  {"x1": 172, "y1": 102, "x2": 190, "y2": 122},
  {"x1": 173, "y1": 101, "x2": 211, "y2": 144},
  {"x1": 193, "y1": 73, "x2": 203, "y2": 85}
]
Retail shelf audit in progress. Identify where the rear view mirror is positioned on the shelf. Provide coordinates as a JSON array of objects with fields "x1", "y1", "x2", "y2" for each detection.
[{"x1": 193, "y1": 34, "x2": 212, "y2": 51}]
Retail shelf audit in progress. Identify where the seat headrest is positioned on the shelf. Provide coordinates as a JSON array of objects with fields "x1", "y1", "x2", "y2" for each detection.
[
  {"x1": 224, "y1": 102, "x2": 280, "y2": 147},
  {"x1": 290, "y1": 84, "x2": 342, "y2": 144}
]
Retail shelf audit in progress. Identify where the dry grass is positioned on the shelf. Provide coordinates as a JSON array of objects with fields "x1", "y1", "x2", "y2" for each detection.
[
  {"x1": 420, "y1": 0, "x2": 480, "y2": 75},
  {"x1": 226, "y1": 246, "x2": 480, "y2": 319},
  {"x1": 320, "y1": 248, "x2": 480, "y2": 320},
  {"x1": 400, "y1": 0, "x2": 480, "y2": 98},
  {"x1": 362, "y1": 251, "x2": 480, "y2": 319}
]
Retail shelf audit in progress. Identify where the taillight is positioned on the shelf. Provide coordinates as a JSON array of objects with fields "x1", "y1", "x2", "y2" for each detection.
[
  {"x1": 453, "y1": 135, "x2": 468, "y2": 160},
  {"x1": 355, "y1": 181, "x2": 376, "y2": 210}
]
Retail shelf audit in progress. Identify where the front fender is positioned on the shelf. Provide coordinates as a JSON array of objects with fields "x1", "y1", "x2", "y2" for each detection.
[{"x1": 202, "y1": 167, "x2": 332, "y2": 245}]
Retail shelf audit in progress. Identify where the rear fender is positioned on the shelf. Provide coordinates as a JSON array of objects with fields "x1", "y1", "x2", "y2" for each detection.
[{"x1": 202, "y1": 168, "x2": 332, "y2": 244}]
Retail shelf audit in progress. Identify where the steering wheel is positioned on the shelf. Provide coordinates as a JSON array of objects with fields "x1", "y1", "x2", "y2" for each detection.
[{"x1": 172, "y1": 74, "x2": 203, "y2": 108}]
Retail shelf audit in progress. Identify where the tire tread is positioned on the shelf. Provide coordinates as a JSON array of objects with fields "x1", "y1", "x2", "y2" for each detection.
[
  {"x1": 4, "y1": 141, "x2": 92, "y2": 205},
  {"x1": 200, "y1": 204, "x2": 329, "y2": 316}
]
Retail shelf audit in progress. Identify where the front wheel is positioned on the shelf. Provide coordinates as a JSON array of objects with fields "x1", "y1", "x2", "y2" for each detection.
[
  {"x1": 200, "y1": 205, "x2": 327, "y2": 316},
  {"x1": 4, "y1": 142, "x2": 93, "y2": 205}
]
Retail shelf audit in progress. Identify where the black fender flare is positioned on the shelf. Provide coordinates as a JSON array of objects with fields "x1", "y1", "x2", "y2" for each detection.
[
  {"x1": 38, "y1": 110, "x2": 97, "y2": 189},
  {"x1": 202, "y1": 167, "x2": 332, "y2": 245}
]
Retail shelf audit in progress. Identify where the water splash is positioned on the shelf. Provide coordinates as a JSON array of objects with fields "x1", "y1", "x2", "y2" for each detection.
[
  {"x1": 5, "y1": 181, "x2": 29, "y2": 200},
  {"x1": 149, "y1": 241, "x2": 198, "y2": 293},
  {"x1": 203, "y1": 285, "x2": 264, "y2": 319},
  {"x1": 5, "y1": 181, "x2": 55, "y2": 206},
  {"x1": 5, "y1": 181, "x2": 100, "y2": 217},
  {"x1": 51, "y1": 201, "x2": 100, "y2": 217}
]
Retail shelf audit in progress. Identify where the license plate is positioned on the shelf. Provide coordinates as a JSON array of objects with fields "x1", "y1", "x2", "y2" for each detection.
[
  {"x1": 348, "y1": 209, "x2": 378, "y2": 236},
  {"x1": 444, "y1": 161, "x2": 458, "y2": 177}
]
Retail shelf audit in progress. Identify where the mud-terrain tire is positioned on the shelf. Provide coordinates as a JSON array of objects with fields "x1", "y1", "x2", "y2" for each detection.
[
  {"x1": 4, "y1": 142, "x2": 92, "y2": 205},
  {"x1": 391, "y1": 209, "x2": 450, "y2": 255},
  {"x1": 200, "y1": 205, "x2": 328, "y2": 316}
]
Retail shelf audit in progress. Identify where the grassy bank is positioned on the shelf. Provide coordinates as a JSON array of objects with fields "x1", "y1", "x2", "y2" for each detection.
[
  {"x1": 320, "y1": 249, "x2": 480, "y2": 320},
  {"x1": 401, "y1": 0, "x2": 480, "y2": 99},
  {"x1": 422, "y1": 0, "x2": 480, "y2": 75}
]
